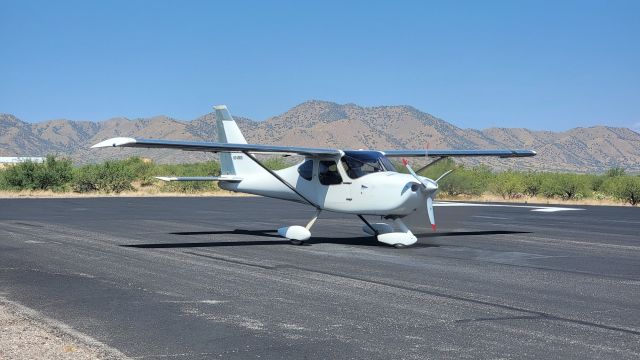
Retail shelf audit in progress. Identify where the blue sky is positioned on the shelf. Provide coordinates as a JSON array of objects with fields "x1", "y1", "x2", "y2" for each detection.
[{"x1": 1, "y1": 0, "x2": 638, "y2": 131}]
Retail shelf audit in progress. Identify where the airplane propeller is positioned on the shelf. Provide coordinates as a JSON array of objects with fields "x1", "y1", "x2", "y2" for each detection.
[{"x1": 402, "y1": 158, "x2": 453, "y2": 231}]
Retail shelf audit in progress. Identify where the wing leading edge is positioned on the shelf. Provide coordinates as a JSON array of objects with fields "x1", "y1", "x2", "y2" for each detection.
[
  {"x1": 383, "y1": 149, "x2": 536, "y2": 158},
  {"x1": 91, "y1": 137, "x2": 342, "y2": 157},
  {"x1": 92, "y1": 137, "x2": 536, "y2": 159}
]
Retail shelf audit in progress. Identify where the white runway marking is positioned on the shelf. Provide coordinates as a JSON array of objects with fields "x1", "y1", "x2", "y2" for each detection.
[{"x1": 436, "y1": 202, "x2": 584, "y2": 212}]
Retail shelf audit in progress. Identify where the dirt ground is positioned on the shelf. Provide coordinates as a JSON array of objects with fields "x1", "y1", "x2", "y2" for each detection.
[{"x1": 0, "y1": 297, "x2": 127, "y2": 360}]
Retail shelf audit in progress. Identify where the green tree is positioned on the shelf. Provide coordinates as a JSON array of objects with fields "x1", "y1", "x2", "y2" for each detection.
[
  {"x1": 522, "y1": 171, "x2": 544, "y2": 197},
  {"x1": 418, "y1": 158, "x2": 457, "y2": 180},
  {"x1": 605, "y1": 167, "x2": 626, "y2": 177},
  {"x1": 153, "y1": 160, "x2": 221, "y2": 193},
  {"x1": 541, "y1": 173, "x2": 589, "y2": 200},
  {"x1": 263, "y1": 157, "x2": 290, "y2": 171},
  {"x1": 490, "y1": 171, "x2": 524, "y2": 199},
  {"x1": 73, "y1": 160, "x2": 135, "y2": 193},
  {"x1": 439, "y1": 165, "x2": 491, "y2": 196},
  {"x1": 605, "y1": 176, "x2": 640, "y2": 206},
  {"x1": 3, "y1": 155, "x2": 72, "y2": 191}
]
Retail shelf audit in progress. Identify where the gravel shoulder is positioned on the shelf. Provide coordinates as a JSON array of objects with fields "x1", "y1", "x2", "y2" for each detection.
[{"x1": 0, "y1": 297, "x2": 127, "y2": 360}]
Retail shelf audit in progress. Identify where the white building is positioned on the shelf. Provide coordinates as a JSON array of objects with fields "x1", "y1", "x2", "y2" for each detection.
[{"x1": 0, "y1": 157, "x2": 45, "y2": 164}]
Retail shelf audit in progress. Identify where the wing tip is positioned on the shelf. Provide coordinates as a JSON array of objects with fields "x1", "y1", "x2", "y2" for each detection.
[{"x1": 91, "y1": 137, "x2": 137, "y2": 148}]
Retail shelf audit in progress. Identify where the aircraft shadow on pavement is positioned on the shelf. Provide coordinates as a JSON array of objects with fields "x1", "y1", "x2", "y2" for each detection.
[
  {"x1": 416, "y1": 230, "x2": 531, "y2": 239},
  {"x1": 119, "y1": 229, "x2": 530, "y2": 249}
]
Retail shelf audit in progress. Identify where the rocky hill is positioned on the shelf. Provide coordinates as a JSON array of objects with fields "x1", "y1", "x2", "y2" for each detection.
[{"x1": 1, "y1": 101, "x2": 639, "y2": 172}]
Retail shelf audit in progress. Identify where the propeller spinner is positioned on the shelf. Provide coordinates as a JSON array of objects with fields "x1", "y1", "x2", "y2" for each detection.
[{"x1": 402, "y1": 158, "x2": 447, "y2": 231}]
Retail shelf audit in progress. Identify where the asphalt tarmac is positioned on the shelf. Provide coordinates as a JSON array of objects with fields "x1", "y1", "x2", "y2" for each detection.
[{"x1": 0, "y1": 197, "x2": 638, "y2": 359}]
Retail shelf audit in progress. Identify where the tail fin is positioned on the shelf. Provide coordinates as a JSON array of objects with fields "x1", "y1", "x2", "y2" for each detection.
[{"x1": 215, "y1": 105, "x2": 261, "y2": 175}]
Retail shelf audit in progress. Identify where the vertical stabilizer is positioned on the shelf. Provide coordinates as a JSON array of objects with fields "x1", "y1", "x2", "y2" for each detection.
[{"x1": 215, "y1": 105, "x2": 261, "y2": 175}]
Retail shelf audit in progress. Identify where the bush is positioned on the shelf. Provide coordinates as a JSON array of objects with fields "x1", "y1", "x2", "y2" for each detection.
[
  {"x1": 418, "y1": 158, "x2": 457, "y2": 180},
  {"x1": 154, "y1": 160, "x2": 221, "y2": 193},
  {"x1": 522, "y1": 171, "x2": 544, "y2": 197},
  {"x1": 605, "y1": 167, "x2": 626, "y2": 177},
  {"x1": 490, "y1": 171, "x2": 524, "y2": 199},
  {"x1": 2, "y1": 155, "x2": 73, "y2": 191},
  {"x1": 586, "y1": 174, "x2": 606, "y2": 192},
  {"x1": 73, "y1": 160, "x2": 135, "y2": 193},
  {"x1": 122, "y1": 157, "x2": 156, "y2": 186},
  {"x1": 0, "y1": 169, "x2": 8, "y2": 190},
  {"x1": 604, "y1": 176, "x2": 640, "y2": 206},
  {"x1": 439, "y1": 165, "x2": 491, "y2": 196},
  {"x1": 541, "y1": 173, "x2": 590, "y2": 200},
  {"x1": 262, "y1": 157, "x2": 290, "y2": 171}
]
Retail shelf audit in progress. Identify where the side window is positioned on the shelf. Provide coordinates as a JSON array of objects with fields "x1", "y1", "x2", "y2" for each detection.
[
  {"x1": 297, "y1": 160, "x2": 313, "y2": 181},
  {"x1": 318, "y1": 160, "x2": 343, "y2": 185}
]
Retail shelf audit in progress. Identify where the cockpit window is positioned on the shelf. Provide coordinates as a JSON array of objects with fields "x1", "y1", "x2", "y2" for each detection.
[
  {"x1": 341, "y1": 151, "x2": 396, "y2": 179},
  {"x1": 297, "y1": 160, "x2": 313, "y2": 181},
  {"x1": 318, "y1": 160, "x2": 343, "y2": 185}
]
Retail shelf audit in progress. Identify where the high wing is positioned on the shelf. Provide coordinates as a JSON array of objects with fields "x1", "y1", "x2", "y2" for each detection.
[
  {"x1": 93, "y1": 137, "x2": 536, "y2": 159},
  {"x1": 91, "y1": 137, "x2": 342, "y2": 157},
  {"x1": 383, "y1": 149, "x2": 536, "y2": 158}
]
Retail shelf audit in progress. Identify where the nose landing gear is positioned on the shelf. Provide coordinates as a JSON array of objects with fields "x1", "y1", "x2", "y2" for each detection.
[{"x1": 359, "y1": 215, "x2": 417, "y2": 248}]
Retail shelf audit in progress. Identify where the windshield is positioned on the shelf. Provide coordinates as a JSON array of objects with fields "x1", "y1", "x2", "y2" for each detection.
[{"x1": 341, "y1": 151, "x2": 396, "y2": 179}]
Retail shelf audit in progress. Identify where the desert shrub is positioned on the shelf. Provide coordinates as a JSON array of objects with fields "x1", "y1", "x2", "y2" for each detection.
[
  {"x1": 593, "y1": 192, "x2": 608, "y2": 201},
  {"x1": 490, "y1": 171, "x2": 525, "y2": 199},
  {"x1": 605, "y1": 167, "x2": 626, "y2": 177},
  {"x1": 263, "y1": 157, "x2": 290, "y2": 171},
  {"x1": 439, "y1": 165, "x2": 491, "y2": 196},
  {"x1": 154, "y1": 160, "x2": 221, "y2": 193},
  {"x1": 604, "y1": 175, "x2": 640, "y2": 206},
  {"x1": 521, "y1": 171, "x2": 545, "y2": 197},
  {"x1": 541, "y1": 173, "x2": 589, "y2": 200},
  {"x1": 586, "y1": 174, "x2": 606, "y2": 192},
  {"x1": 418, "y1": 157, "x2": 457, "y2": 180},
  {"x1": 2, "y1": 155, "x2": 72, "y2": 191},
  {"x1": 73, "y1": 160, "x2": 135, "y2": 193},
  {"x1": 122, "y1": 157, "x2": 156, "y2": 186},
  {"x1": 0, "y1": 169, "x2": 8, "y2": 190}
]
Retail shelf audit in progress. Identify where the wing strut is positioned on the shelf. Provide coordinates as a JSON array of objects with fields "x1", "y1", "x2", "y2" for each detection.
[
  {"x1": 358, "y1": 215, "x2": 379, "y2": 236},
  {"x1": 242, "y1": 152, "x2": 321, "y2": 210},
  {"x1": 416, "y1": 156, "x2": 448, "y2": 173}
]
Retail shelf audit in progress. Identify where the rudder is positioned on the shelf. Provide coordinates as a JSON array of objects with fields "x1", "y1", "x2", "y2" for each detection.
[{"x1": 214, "y1": 105, "x2": 261, "y2": 175}]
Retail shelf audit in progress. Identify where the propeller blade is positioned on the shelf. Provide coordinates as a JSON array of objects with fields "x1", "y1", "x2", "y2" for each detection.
[
  {"x1": 435, "y1": 169, "x2": 454, "y2": 183},
  {"x1": 403, "y1": 159, "x2": 425, "y2": 186},
  {"x1": 405, "y1": 158, "x2": 437, "y2": 231},
  {"x1": 427, "y1": 196, "x2": 436, "y2": 231},
  {"x1": 404, "y1": 161, "x2": 419, "y2": 180}
]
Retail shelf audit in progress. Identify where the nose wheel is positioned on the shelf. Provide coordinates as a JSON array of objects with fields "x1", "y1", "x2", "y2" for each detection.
[{"x1": 357, "y1": 215, "x2": 417, "y2": 248}]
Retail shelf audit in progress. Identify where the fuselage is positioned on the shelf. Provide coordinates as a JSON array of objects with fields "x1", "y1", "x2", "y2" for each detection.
[{"x1": 218, "y1": 151, "x2": 430, "y2": 216}]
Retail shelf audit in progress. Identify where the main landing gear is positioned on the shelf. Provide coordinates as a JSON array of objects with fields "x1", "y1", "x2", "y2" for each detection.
[
  {"x1": 359, "y1": 216, "x2": 417, "y2": 248},
  {"x1": 278, "y1": 209, "x2": 321, "y2": 246},
  {"x1": 278, "y1": 211, "x2": 417, "y2": 248}
]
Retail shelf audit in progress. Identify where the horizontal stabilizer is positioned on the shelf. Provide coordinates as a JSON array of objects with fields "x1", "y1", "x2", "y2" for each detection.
[{"x1": 155, "y1": 176, "x2": 243, "y2": 182}]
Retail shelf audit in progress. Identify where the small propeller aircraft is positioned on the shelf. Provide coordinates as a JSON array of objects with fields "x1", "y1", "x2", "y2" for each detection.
[{"x1": 93, "y1": 105, "x2": 536, "y2": 248}]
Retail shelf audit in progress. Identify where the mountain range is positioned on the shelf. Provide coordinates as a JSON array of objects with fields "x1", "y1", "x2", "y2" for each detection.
[{"x1": 1, "y1": 100, "x2": 639, "y2": 173}]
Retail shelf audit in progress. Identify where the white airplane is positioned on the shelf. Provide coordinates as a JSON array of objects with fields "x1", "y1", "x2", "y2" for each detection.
[{"x1": 92, "y1": 105, "x2": 536, "y2": 248}]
